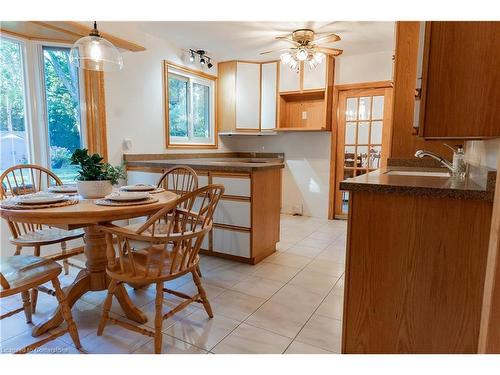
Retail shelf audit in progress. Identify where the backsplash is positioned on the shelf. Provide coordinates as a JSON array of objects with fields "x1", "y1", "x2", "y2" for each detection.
[{"x1": 465, "y1": 138, "x2": 500, "y2": 169}]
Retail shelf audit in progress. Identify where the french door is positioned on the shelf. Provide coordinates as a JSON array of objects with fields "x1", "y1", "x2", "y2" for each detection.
[{"x1": 334, "y1": 87, "x2": 393, "y2": 218}]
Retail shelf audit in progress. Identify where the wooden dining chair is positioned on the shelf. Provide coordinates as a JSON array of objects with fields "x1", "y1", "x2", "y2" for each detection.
[
  {"x1": 0, "y1": 164, "x2": 85, "y2": 313},
  {"x1": 97, "y1": 184, "x2": 224, "y2": 353},
  {"x1": 0, "y1": 254, "x2": 81, "y2": 354},
  {"x1": 156, "y1": 165, "x2": 199, "y2": 202}
]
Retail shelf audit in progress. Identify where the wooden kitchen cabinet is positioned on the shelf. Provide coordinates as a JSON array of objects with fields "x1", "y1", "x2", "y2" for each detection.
[
  {"x1": 277, "y1": 56, "x2": 334, "y2": 131},
  {"x1": 218, "y1": 60, "x2": 278, "y2": 133},
  {"x1": 126, "y1": 165, "x2": 282, "y2": 264},
  {"x1": 416, "y1": 21, "x2": 500, "y2": 138}
]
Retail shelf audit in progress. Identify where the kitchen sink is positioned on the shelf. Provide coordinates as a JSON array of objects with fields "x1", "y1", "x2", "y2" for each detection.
[{"x1": 385, "y1": 170, "x2": 450, "y2": 177}]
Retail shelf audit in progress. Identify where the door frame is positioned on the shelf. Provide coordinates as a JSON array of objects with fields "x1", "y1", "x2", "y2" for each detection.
[{"x1": 328, "y1": 80, "x2": 393, "y2": 220}]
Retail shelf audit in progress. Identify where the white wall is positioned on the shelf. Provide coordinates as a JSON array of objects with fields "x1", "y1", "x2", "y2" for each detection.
[
  {"x1": 101, "y1": 22, "x2": 395, "y2": 219},
  {"x1": 100, "y1": 22, "x2": 226, "y2": 166},
  {"x1": 335, "y1": 50, "x2": 394, "y2": 85},
  {"x1": 466, "y1": 139, "x2": 500, "y2": 169}
]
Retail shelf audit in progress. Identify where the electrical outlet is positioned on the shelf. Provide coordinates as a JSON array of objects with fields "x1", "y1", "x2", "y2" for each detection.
[{"x1": 302, "y1": 111, "x2": 308, "y2": 120}]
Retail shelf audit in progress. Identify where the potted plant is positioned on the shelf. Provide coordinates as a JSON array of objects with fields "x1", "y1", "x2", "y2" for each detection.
[{"x1": 70, "y1": 148, "x2": 125, "y2": 199}]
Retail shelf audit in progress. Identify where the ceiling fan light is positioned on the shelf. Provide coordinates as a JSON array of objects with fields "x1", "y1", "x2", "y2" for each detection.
[
  {"x1": 307, "y1": 59, "x2": 318, "y2": 69},
  {"x1": 296, "y1": 48, "x2": 308, "y2": 61},
  {"x1": 313, "y1": 51, "x2": 325, "y2": 64},
  {"x1": 280, "y1": 52, "x2": 293, "y2": 64},
  {"x1": 288, "y1": 58, "x2": 299, "y2": 72}
]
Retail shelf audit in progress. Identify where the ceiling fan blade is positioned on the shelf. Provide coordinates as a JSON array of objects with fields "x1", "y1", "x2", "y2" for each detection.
[
  {"x1": 260, "y1": 47, "x2": 293, "y2": 55},
  {"x1": 316, "y1": 47, "x2": 343, "y2": 56},
  {"x1": 313, "y1": 33, "x2": 341, "y2": 44},
  {"x1": 275, "y1": 36, "x2": 300, "y2": 46}
]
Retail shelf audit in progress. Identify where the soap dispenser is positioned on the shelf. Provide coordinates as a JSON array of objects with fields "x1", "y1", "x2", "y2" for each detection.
[{"x1": 445, "y1": 144, "x2": 467, "y2": 178}]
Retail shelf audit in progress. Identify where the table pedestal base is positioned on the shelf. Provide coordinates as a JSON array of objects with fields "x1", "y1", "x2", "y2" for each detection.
[{"x1": 32, "y1": 225, "x2": 147, "y2": 337}]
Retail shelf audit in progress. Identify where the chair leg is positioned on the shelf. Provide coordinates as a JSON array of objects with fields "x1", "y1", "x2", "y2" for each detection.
[
  {"x1": 196, "y1": 264, "x2": 202, "y2": 278},
  {"x1": 21, "y1": 290, "x2": 32, "y2": 323},
  {"x1": 61, "y1": 241, "x2": 69, "y2": 275},
  {"x1": 14, "y1": 245, "x2": 22, "y2": 256},
  {"x1": 30, "y1": 245, "x2": 41, "y2": 314},
  {"x1": 97, "y1": 279, "x2": 118, "y2": 336},
  {"x1": 192, "y1": 270, "x2": 213, "y2": 318},
  {"x1": 51, "y1": 277, "x2": 81, "y2": 350},
  {"x1": 154, "y1": 282, "x2": 163, "y2": 354}
]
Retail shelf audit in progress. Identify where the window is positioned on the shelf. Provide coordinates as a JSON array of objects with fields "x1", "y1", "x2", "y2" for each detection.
[
  {"x1": 165, "y1": 62, "x2": 216, "y2": 147},
  {"x1": 0, "y1": 35, "x2": 86, "y2": 184},
  {"x1": 0, "y1": 37, "x2": 30, "y2": 175},
  {"x1": 42, "y1": 46, "x2": 84, "y2": 183}
]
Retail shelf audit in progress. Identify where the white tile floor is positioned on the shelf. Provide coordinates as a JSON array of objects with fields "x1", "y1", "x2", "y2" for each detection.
[{"x1": 0, "y1": 214, "x2": 347, "y2": 354}]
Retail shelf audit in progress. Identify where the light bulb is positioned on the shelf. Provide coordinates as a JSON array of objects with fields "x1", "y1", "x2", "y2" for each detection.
[
  {"x1": 296, "y1": 48, "x2": 308, "y2": 61},
  {"x1": 313, "y1": 52, "x2": 325, "y2": 64},
  {"x1": 288, "y1": 59, "x2": 298, "y2": 71},
  {"x1": 200, "y1": 58, "x2": 205, "y2": 65},
  {"x1": 90, "y1": 40, "x2": 102, "y2": 61},
  {"x1": 280, "y1": 53, "x2": 292, "y2": 64}
]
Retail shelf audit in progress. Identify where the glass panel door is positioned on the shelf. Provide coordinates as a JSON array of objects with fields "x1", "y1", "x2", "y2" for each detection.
[
  {"x1": 0, "y1": 37, "x2": 30, "y2": 175},
  {"x1": 42, "y1": 46, "x2": 84, "y2": 183},
  {"x1": 335, "y1": 87, "x2": 392, "y2": 217}
]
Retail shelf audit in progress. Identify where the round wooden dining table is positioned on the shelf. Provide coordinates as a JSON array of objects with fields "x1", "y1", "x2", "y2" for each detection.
[{"x1": 0, "y1": 190, "x2": 178, "y2": 337}]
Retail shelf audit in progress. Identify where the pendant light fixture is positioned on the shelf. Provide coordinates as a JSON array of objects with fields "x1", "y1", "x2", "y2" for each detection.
[{"x1": 70, "y1": 21, "x2": 123, "y2": 72}]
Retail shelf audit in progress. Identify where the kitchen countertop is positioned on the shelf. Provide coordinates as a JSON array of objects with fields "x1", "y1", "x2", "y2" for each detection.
[
  {"x1": 124, "y1": 153, "x2": 285, "y2": 173},
  {"x1": 339, "y1": 164, "x2": 496, "y2": 201}
]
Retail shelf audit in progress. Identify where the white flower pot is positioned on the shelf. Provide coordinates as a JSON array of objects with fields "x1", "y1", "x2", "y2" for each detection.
[{"x1": 76, "y1": 180, "x2": 113, "y2": 199}]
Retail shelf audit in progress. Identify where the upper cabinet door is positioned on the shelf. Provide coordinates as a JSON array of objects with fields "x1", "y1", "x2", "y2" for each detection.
[
  {"x1": 419, "y1": 21, "x2": 500, "y2": 138},
  {"x1": 236, "y1": 62, "x2": 261, "y2": 129},
  {"x1": 303, "y1": 58, "x2": 327, "y2": 90},
  {"x1": 260, "y1": 62, "x2": 278, "y2": 130},
  {"x1": 279, "y1": 63, "x2": 301, "y2": 92}
]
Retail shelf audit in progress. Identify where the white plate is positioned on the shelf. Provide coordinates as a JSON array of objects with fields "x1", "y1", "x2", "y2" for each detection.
[
  {"x1": 120, "y1": 184, "x2": 156, "y2": 192},
  {"x1": 105, "y1": 192, "x2": 150, "y2": 201},
  {"x1": 48, "y1": 185, "x2": 78, "y2": 193},
  {"x1": 13, "y1": 192, "x2": 67, "y2": 205}
]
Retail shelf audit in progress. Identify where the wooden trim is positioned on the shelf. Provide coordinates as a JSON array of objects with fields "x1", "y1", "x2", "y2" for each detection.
[
  {"x1": 478, "y1": 150, "x2": 500, "y2": 353},
  {"x1": 125, "y1": 166, "x2": 165, "y2": 173},
  {"x1": 417, "y1": 22, "x2": 432, "y2": 137},
  {"x1": 163, "y1": 61, "x2": 218, "y2": 149},
  {"x1": 328, "y1": 87, "x2": 340, "y2": 219},
  {"x1": 84, "y1": 70, "x2": 108, "y2": 161},
  {"x1": 0, "y1": 21, "x2": 144, "y2": 52},
  {"x1": 335, "y1": 80, "x2": 393, "y2": 91},
  {"x1": 220, "y1": 195, "x2": 251, "y2": 202}
]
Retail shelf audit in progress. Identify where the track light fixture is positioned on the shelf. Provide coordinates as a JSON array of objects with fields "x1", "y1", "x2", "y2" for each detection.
[{"x1": 188, "y1": 49, "x2": 213, "y2": 69}]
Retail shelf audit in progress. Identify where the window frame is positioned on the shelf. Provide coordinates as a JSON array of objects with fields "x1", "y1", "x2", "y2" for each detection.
[
  {"x1": 164, "y1": 61, "x2": 217, "y2": 149},
  {"x1": 0, "y1": 35, "x2": 87, "y2": 181}
]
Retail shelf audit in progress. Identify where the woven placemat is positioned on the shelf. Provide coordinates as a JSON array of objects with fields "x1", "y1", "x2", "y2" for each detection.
[
  {"x1": 0, "y1": 197, "x2": 79, "y2": 210},
  {"x1": 94, "y1": 196, "x2": 159, "y2": 206}
]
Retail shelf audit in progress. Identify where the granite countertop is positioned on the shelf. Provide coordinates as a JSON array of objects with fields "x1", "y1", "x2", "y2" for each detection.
[
  {"x1": 124, "y1": 153, "x2": 285, "y2": 173},
  {"x1": 339, "y1": 164, "x2": 496, "y2": 201}
]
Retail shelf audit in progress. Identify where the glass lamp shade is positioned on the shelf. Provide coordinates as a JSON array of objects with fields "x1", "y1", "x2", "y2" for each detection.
[{"x1": 70, "y1": 35, "x2": 123, "y2": 72}]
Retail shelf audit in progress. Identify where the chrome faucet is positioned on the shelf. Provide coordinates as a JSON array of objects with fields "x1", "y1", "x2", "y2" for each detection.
[{"x1": 415, "y1": 145, "x2": 467, "y2": 177}]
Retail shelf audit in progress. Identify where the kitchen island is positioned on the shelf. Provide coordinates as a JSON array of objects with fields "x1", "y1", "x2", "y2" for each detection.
[
  {"x1": 339, "y1": 161, "x2": 496, "y2": 353},
  {"x1": 124, "y1": 152, "x2": 284, "y2": 264}
]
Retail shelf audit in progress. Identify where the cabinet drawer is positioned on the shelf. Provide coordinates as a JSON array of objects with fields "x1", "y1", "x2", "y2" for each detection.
[
  {"x1": 214, "y1": 199, "x2": 251, "y2": 228},
  {"x1": 127, "y1": 171, "x2": 163, "y2": 186},
  {"x1": 213, "y1": 228, "x2": 251, "y2": 258},
  {"x1": 212, "y1": 176, "x2": 251, "y2": 197}
]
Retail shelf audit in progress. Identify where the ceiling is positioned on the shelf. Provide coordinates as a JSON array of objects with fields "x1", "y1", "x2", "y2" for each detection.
[{"x1": 100, "y1": 21, "x2": 395, "y2": 61}]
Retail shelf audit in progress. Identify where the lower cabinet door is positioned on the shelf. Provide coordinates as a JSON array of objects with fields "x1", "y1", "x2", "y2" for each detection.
[{"x1": 212, "y1": 228, "x2": 251, "y2": 258}]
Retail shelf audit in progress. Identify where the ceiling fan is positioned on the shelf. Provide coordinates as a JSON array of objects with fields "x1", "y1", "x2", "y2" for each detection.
[{"x1": 261, "y1": 28, "x2": 343, "y2": 71}]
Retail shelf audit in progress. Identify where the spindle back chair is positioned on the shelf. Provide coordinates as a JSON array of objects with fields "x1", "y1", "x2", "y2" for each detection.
[
  {"x1": 97, "y1": 184, "x2": 224, "y2": 353},
  {"x1": 0, "y1": 255, "x2": 81, "y2": 354},
  {"x1": 0, "y1": 164, "x2": 84, "y2": 313},
  {"x1": 156, "y1": 166, "x2": 199, "y2": 207}
]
